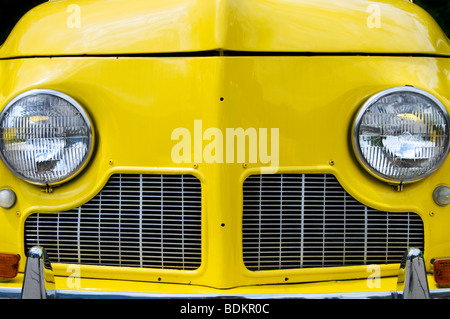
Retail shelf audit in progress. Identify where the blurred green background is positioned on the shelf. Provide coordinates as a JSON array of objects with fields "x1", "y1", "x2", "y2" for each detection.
[
  {"x1": 0, "y1": 0, "x2": 449, "y2": 45},
  {"x1": 415, "y1": 0, "x2": 450, "y2": 36}
]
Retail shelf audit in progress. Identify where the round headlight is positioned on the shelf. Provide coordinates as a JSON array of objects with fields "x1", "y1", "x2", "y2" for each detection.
[
  {"x1": 0, "y1": 89, "x2": 94, "y2": 186},
  {"x1": 353, "y1": 87, "x2": 450, "y2": 184}
]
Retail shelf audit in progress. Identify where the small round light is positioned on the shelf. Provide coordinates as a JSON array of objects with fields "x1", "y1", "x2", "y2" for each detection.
[
  {"x1": 0, "y1": 89, "x2": 94, "y2": 185},
  {"x1": 433, "y1": 186, "x2": 450, "y2": 206},
  {"x1": 353, "y1": 87, "x2": 450, "y2": 184},
  {"x1": 0, "y1": 189, "x2": 16, "y2": 209}
]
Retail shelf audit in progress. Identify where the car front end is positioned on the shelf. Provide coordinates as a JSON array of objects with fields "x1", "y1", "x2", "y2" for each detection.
[{"x1": 0, "y1": 0, "x2": 450, "y2": 299}]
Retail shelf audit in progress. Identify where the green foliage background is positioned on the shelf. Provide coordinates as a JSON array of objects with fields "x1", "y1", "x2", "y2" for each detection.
[
  {"x1": 414, "y1": 0, "x2": 450, "y2": 36},
  {"x1": 0, "y1": 0, "x2": 45, "y2": 44},
  {"x1": 0, "y1": 0, "x2": 449, "y2": 45}
]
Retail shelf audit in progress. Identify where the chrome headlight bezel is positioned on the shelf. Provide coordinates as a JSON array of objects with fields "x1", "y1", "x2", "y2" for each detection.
[
  {"x1": 352, "y1": 86, "x2": 450, "y2": 184},
  {"x1": 0, "y1": 89, "x2": 94, "y2": 186}
]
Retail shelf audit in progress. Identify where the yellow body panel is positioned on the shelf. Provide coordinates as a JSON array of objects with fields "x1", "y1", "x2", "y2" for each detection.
[
  {"x1": 0, "y1": 0, "x2": 450, "y2": 298},
  {"x1": 0, "y1": 0, "x2": 449, "y2": 56},
  {"x1": 0, "y1": 273, "x2": 428, "y2": 297},
  {"x1": 0, "y1": 56, "x2": 450, "y2": 295}
]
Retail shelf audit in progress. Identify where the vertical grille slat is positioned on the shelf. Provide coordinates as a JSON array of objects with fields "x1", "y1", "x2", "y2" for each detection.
[
  {"x1": 243, "y1": 174, "x2": 424, "y2": 271},
  {"x1": 24, "y1": 174, "x2": 202, "y2": 270}
]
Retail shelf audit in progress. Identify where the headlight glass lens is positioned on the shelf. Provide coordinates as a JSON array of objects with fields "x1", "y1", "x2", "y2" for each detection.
[
  {"x1": 0, "y1": 90, "x2": 93, "y2": 185},
  {"x1": 354, "y1": 87, "x2": 450, "y2": 183}
]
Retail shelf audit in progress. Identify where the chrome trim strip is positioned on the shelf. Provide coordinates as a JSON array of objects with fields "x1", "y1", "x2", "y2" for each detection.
[
  {"x1": 0, "y1": 287, "x2": 21, "y2": 299},
  {"x1": 42, "y1": 291, "x2": 402, "y2": 299},
  {"x1": 1, "y1": 287, "x2": 449, "y2": 300}
]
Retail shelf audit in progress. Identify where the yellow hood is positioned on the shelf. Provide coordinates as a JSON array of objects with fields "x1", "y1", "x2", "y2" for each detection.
[{"x1": 0, "y1": 0, "x2": 449, "y2": 57}]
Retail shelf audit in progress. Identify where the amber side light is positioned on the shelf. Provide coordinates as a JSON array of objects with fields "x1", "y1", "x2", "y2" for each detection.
[
  {"x1": 0, "y1": 253, "x2": 20, "y2": 279},
  {"x1": 433, "y1": 259, "x2": 450, "y2": 285}
]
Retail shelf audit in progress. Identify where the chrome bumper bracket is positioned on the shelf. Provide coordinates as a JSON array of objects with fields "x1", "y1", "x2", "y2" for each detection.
[
  {"x1": 397, "y1": 247, "x2": 430, "y2": 299},
  {"x1": 21, "y1": 246, "x2": 55, "y2": 299}
]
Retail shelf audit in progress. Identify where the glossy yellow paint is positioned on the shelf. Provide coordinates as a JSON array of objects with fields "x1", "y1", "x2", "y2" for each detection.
[
  {"x1": 0, "y1": 55, "x2": 450, "y2": 294},
  {"x1": 0, "y1": 0, "x2": 449, "y2": 57},
  {"x1": 0, "y1": 272, "x2": 436, "y2": 296},
  {"x1": 0, "y1": 0, "x2": 450, "y2": 296}
]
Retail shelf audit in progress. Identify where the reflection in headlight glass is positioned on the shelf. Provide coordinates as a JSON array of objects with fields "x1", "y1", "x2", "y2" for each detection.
[
  {"x1": 0, "y1": 91, "x2": 92, "y2": 185},
  {"x1": 357, "y1": 91, "x2": 449, "y2": 182}
]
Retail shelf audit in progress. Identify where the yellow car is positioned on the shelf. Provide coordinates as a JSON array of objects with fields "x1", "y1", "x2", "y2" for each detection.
[{"x1": 0, "y1": 0, "x2": 450, "y2": 300}]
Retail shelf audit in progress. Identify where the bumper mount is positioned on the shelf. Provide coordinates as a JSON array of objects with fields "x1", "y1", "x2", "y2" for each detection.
[{"x1": 17, "y1": 246, "x2": 435, "y2": 299}]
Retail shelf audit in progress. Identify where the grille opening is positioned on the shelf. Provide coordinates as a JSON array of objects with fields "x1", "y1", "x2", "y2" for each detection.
[
  {"x1": 24, "y1": 174, "x2": 202, "y2": 270},
  {"x1": 242, "y1": 174, "x2": 424, "y2": 271}
]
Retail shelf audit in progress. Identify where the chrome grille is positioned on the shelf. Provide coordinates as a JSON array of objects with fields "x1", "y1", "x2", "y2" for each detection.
[
  {"x1": 25, "y1": 174, "x2": 202, "y2": 270},
  {"x1": 242, "y1": 174, "x2": 424, "y2": 271}
]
